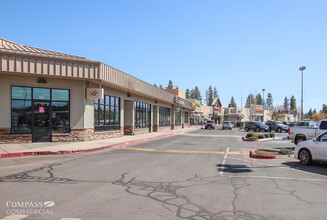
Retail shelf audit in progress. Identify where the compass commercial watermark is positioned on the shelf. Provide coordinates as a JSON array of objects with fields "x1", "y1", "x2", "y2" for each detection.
[{"x1": 5, "y1": 201, "x2": 55, "y2": 215}]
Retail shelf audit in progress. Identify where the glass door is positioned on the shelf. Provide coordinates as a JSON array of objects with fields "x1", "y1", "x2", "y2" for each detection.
[{"x1": 33, "y1": 102, "x2": 51, "y2": 142}]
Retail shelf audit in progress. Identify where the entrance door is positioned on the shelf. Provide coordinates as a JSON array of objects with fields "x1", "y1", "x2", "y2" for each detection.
[{"x1": 33, "y1": 102, "x2": 51, "y2": 142}]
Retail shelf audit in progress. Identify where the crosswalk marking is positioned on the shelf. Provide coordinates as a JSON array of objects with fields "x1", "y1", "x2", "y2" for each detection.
[
  {"x1": 0, "y1": 216, "x2": 81, "y2": 220},
  {"x1": 0, "y1": 214, "x2": 28, "y2": 220}
]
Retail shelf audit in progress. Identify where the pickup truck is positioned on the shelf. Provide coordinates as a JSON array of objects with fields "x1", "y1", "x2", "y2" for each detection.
[{"x1": 289, "y1": 120, "x2": 327, "y2": 145}]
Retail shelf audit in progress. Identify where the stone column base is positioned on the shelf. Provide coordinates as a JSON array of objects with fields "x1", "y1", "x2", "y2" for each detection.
[
  {"x1": 124, "y1": 126, "x2": 134, "y2": 135},
  {"x1": 153, "y1": 124, "x2": 158, "y2": 132}
]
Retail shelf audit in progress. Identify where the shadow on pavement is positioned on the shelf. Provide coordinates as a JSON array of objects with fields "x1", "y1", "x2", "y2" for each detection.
[
  {"x1": 216, "y1": 164, "x2": 253, "y2": 173},
  {"x1": 282, "y1": 161, "x2": 327, "y2": 176}
]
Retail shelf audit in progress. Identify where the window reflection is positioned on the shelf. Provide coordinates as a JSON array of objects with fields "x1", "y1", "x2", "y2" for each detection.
[{"x1": 11, "y1": 100, "x2": 32, "y2": 134}]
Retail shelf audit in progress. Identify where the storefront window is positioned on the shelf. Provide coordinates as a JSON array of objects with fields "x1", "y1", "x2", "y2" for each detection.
[
  {"x1": 159, "y1": 106, "x2": 170, "y2": 127},
  {"x1": 94, "y1": 95, "x2": 120, "y2": 131},
  {"x1": 11, "y1": 86, "x2": 70, "y2": 134},
  {"x1": 184, "y1": 111, "x2": 189, "y2": 124},
  {"x1": 175, "y1": 110, "x2": 181, "y2": 126},
  {"x1": 33, "y1": 88, "x2": 50, "y2": 100},
  {"x1": 11, "y1": 100, "x2": 32, "y2": 134},
  {"x1": 134, "y1": 101, "x2": 151, "y2": 129}
]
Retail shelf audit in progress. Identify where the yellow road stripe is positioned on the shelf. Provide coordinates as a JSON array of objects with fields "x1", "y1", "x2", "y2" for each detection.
[{"x1": 119, "y1": 146, "x2": 240, "y2": 154}]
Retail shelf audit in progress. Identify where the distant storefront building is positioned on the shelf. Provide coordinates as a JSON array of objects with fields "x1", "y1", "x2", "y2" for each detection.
[{"x1": 0, "y1": 38, "x2": 192, "y2": 143}]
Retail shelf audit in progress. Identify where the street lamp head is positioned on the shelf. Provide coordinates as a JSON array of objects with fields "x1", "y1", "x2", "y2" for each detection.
[
  {"x1": 299, "y1": 66, "x2": 306, "y2": 71},
  {"x1": 262, "y1": 89, "x2": 265, "y2": 92}
]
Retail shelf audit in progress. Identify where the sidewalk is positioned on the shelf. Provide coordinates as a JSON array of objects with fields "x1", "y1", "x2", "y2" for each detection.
[{"x1": 0, "y1": 127, "x2": 201, "y2": 158}]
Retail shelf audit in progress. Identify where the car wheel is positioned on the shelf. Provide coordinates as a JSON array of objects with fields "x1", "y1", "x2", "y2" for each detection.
[
  {"x1": 277, "y1": 128, "x2": 282, "y2": 133},
  {"x1": 268, "y1": 128, "x2": 271, "y2": 132},
  {"x1": 295, "y1": 136, "x2": 306, "y2": 145},
  {"x1": 255, "y1": 127, "x2": 260, "y2": 132},
  {"x1": 245, "y1": 128, "x2": 249, "y2": 132},
  {"x1": 299, "y1": 149, "x2": 312, "y2": 165}
]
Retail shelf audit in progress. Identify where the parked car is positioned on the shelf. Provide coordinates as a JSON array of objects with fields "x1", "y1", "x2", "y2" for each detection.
[
  {"x1": 288, "y1": 122, "x2": 295, "y2": 128},
  {"x1": 289, "y1": 120, "x2": 327, "y2": 145},
  {"x1": 265, "y1": 121, "x2": 289, "y2": 133},
  {"x1": 205, "y1": 120, "x2": 215, "y2": 129},
  {"x1": 294, "y1": 132, "x2": 327, "y2": 165},
  {"x1": 244, "y1": 121, "x2": 269, "y2": 132},
  {"x1": 222, "y1": 121, "x2": 232, "y2": 130}
]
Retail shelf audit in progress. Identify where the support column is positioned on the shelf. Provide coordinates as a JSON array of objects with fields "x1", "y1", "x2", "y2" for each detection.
[
  {"x1": 124, "y1": 100, "x2": 134, "y2": 135},
  {"x1": 153, "y1": 105, "x2": 159, "y2": 132}
]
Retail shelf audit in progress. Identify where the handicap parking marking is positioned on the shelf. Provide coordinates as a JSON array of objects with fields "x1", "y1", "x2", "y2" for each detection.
[{"x1": 119, "y1": 146, "x2": 240, "y2": 155}]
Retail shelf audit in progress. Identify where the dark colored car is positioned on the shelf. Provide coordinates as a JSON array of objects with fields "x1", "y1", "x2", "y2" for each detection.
[
  {"x1": 205, "y1": 120, "x2": 215, "y2": 129},
  {"x1": 245, "y1": 121, "x2": 269, "y2": 132},
  {"x1": 265, "y1": 121, "x2": 289, "y2": 132}
]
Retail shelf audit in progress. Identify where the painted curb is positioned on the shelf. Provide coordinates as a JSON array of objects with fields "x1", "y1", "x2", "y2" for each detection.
[
  {"x1": 0, "y1": 128, "x2": 200, "y2": 159},
  {"x1": 242, "y1": 137, "x2": 259, "y2": 142},
  {"x1": 250, "y1": 149, "x2": 276, "y2": 159}
]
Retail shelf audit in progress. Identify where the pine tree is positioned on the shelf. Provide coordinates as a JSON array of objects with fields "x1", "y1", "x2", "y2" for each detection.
[
  {"x1": 308, "y1": 108, "x2": 313, "y2": 118},
  {"x1": 229, "y1": 96, "x2": 237, "y2": 107},
  {"x1": 283, "y1": 97, "x2": 289, "y2": 113},
  {"x1": 154, "y1": 84, "x2": 157, "y2": 87},
  {"x1": 205, "y1": 85, "x2": 213, "y2": 106},
  {"x1": 290, "y1": 96, "x2": 297, "y2": 111},
  {"x1": 255, "y1": 94, "x2": 263, "y2": 105},
  {"x1": 190, "y1": 89, "x2": 195, "y2": 99},
  {"x1": 313, "y1": 109, "x2": 317, "y2": 114},
  {"x1": 245, "y1": 94, "x2": 254, "y2": 108},
  {"x1": 213, "y1": 87, "x2": 219, "y2": 99},
  {"x1": 166, "y1": 80, "x2": 173, "y2": 89},
  {"x1": 193, "y1": 86, "x2": 202, "y2": 103},
  {"x1": 159, "y1": 85, "x2": 163, "y2": 89},
  {"x1": 266, "y1": 93, "x2": 273, "y2": 110},
  {"x1": 322, "y1": 104, "x2": 327, "y2": 114},
  {"x1": 185, "y1": 89, "x2": 190, "y2": 99}
]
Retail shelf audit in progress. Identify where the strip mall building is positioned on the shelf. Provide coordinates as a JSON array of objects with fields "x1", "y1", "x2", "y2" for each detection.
[{"x1": 0, "y1": 38, "x2": 192, "y2": 144}]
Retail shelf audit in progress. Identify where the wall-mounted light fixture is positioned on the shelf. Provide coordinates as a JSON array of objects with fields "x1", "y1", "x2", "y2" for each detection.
[
  {"x1": 37, "y1": 78, "x2": 47, "y2": 84},
  {"x1": 127, "y1": 93, "x2": 131, "y2": 97}
]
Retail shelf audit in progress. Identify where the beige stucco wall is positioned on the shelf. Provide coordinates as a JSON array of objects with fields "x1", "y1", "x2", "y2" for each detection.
[{"x1": 0, "y1": 74, "x2": 86, "y2": 129}]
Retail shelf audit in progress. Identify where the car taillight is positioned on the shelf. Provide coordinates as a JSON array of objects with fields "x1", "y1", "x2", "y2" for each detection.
[{"x1": 288, "y1": 128, "x2": 290, "y2": 135}]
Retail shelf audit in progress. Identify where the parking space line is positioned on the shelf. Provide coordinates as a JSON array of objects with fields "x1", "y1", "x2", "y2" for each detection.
[
  {"x1": 0, "y1": 214, "x2": 29, "y2": 220},
  {"x1": 119, "y1": 146, "x2": 239, "y2": 155},
  {"x1": 219, "y1": 147, "x2": 230, "y2": 175}
]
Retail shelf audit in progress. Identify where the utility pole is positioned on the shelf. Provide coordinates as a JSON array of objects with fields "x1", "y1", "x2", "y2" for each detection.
[
  {"x1": 262, "y1": 89, "x2": 265, "y2": 122},
  {"x1": 299, "y1": 66, "x2": 306, "y2": 121}
]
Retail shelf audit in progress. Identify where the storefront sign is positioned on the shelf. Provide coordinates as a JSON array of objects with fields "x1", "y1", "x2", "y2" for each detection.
[
  {"x1": 39, "y1": 107, "x2": 44, "y2": 113},
  {"x1": 86, "y1": 88, "x2": 104, "y2": 99},
  {"x1": 174, "y1": 96, "x2": 185, "y2": 105},
  {"x1": 214, "y1": 108, "x2": 220, "y2": 112}
]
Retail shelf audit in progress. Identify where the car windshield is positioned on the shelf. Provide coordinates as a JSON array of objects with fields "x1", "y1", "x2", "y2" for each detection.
[
  {"x1": 276, "y1": 122, "x2": 283, "y2": 125},
  {"x1": 224, "y1": 121, "x2": 231, "y2": 124},
  {"x1": 207, "y1": 120, "x2": 214, "y2": 123},
  {"x1": 255, "y1": 122, "x2": 264, "y2": 125}
]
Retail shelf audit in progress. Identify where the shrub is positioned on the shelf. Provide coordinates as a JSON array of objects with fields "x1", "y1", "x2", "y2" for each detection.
[
  {"x1": 248, "y1": 136, "x2": 258, "y2": 140},
  {"x1": 264, "y1": 133, "x2": 270, "y2": 138},
  {"x1": 270, "y1": 133, "x2": 275, "y2": 138},
  {"x1": 258, "y1": 134, "x2": 265, "y2": 139},
  {"x1": 247, "y1": 133, "x2": 259, "y2": 139}
]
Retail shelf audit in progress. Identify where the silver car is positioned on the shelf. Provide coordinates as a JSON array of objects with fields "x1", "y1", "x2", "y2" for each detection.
[{"x1": 222, "y1": 121, "x2": 232, "y2": 130}]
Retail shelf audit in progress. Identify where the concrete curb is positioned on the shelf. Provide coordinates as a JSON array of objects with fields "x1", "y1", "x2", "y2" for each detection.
[
  {"x1": 0, "y1": 128, "x2": 200, "y2": 159},
  {"x1": 250, "y1": 149, "x2": 276, "y2": 159},
  {"x1": 250, "y1": 149, "x2": 293, "y2": 159},
  {"x1": 242, "y1": 137, "x2": 259, "y2": 142}
]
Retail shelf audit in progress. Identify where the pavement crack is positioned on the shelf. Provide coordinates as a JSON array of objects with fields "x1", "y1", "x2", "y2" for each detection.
[
  {"x1": 0, "y1": 159, "x2": 77, "y2": 184},
  {"x1": 270, "y1": 178, "x2": 314, "y2": 205},
  {"x1": 112, "y1": 173, "x2": 264, "y2": 220}
]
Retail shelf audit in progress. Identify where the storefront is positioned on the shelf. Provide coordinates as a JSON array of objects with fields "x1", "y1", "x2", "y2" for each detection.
[{"x1": 0, "y1": 38, "x2": 192, "y2": 143}]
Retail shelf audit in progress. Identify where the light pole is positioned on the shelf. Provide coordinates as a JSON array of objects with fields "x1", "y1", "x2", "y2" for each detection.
[
  {"x1": 262, "y1": 89, "x2": 265, "y2": 122},
  {"x1": 299, "y1": 66, "x2": 306, "y2": 121}
]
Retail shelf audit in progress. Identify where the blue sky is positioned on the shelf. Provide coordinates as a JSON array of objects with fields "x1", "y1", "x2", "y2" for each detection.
[{"x1": 1, "y1": 0, "x2": 326, "y2": 112}]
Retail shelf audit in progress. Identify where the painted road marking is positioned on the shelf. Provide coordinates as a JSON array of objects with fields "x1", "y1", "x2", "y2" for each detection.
[
  {"x1": 0, "y1": 215, "x2": 28, "y2": 220},
  {"x1": 119, "y1": 146, "x2": 240, "y2": 155},
  {"x1": 219, "y1": 147, "x2": 230, "y2": 175},
  {"x1": 60, "y1": 218, "x2": 81, "y2": 220}
]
